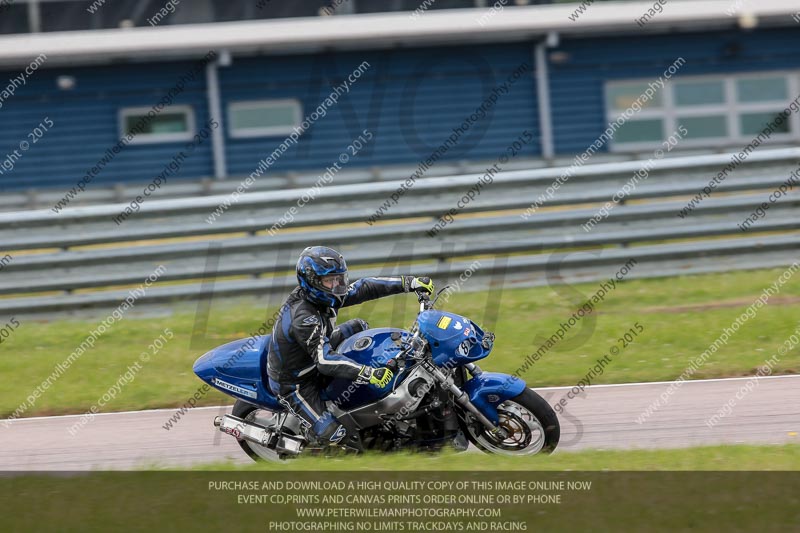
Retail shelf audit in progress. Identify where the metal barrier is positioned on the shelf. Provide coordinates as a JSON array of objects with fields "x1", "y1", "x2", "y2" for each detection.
[
  {"x1": 1, "y1": 148, "x2": 798, "y2": 314},
  {"x1": 0, "y1": 157, "x2": 543, "y2": 213}
]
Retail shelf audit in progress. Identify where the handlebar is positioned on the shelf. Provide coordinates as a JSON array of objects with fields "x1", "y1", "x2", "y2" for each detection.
[
  {"x1": 417, "y1": 291, "x2": 431, "y2": 309},
  {"x1": 404, "y1": 285, "x2": 444, "y2": 352}
]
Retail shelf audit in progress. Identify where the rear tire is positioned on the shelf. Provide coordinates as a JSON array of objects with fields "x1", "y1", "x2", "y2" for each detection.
[
  {"x1": 459, "y1": 388, "x2": 560, "y2": 455},
  {"x1": 231, "y1": 400, "x2": 295, "y2": 462}
]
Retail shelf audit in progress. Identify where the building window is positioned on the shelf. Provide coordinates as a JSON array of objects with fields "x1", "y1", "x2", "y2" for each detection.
[
  {"x1": 606, "y1": 72, "x2": 799, "y2": 151},
  {"x1": 119, "y1": 106, "x2": 195, "y2": 144},
  {"x1": 614, "y1": 118, "x2": 664, "y2": 144},
  {"x1": 228, "y1": 99, "x2": 302, "y2": 138}
]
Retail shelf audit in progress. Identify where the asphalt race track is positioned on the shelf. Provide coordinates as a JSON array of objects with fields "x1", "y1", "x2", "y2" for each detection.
[{"x1": 2, "y1": 375, "x2": 798, "y2": 470}]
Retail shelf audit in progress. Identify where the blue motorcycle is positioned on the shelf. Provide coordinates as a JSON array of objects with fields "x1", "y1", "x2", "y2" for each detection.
[{"x1": 193, "y1": 289, "x2": 560, "y2": 461}]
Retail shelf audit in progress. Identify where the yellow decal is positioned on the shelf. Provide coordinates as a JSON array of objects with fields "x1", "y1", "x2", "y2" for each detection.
[{"x1": 436, "y1": 316, "x2": 452, "y2": 329}]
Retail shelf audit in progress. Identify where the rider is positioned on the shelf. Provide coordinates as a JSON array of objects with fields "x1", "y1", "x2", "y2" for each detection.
[{"x1": 266, "y1": 245, "x2": 434, "y2": 449}]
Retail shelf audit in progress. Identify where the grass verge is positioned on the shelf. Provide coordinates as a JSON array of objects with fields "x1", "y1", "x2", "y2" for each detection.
[
  {"x1": 2, "y1": 266, "x2": 798, "y2": 417},
  {"x1": 184, "y1": 443, "x2": 800, "y2": 471}
]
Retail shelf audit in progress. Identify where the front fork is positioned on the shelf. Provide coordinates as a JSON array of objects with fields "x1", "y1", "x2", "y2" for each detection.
[{"x1": 424, "y1": 361, "x2": 509, "y2": 440}]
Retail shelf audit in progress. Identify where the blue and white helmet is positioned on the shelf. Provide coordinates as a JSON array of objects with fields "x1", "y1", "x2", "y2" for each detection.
[{"x1": 296, "y1": 246, "x2": 349, "y2": 308}]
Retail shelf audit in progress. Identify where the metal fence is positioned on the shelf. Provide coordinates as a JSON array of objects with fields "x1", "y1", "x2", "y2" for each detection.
[{"x1": 1, "y1": 147, "x2": 798, "y2": 314}]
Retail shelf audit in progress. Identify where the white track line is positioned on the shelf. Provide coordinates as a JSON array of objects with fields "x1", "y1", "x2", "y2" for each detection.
[
  {"x1": 3, "y1": 404, "x2": 229, "y2": 423},
  {"x1": 6, "y1": 374, "x2": 800, "y2": 423},
  {"x1": 535, "y1": 373, "x2": 800, "y2": 390}
]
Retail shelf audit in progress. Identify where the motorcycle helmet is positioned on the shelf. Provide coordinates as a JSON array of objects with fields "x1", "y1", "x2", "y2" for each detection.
[{"x1": 296, "y1": 246, "x2": 349, "y2": 307}]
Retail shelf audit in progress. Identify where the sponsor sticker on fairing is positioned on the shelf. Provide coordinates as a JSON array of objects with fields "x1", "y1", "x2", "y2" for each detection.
[
  {"x1": 437, "y1": 316, "x2": 452, "y2": 329},
  {"x1": 457, "y1": 341, "x2": 471, "y2": 356},
  {"x1": 213, "y1": 378, "x2": 258, "y2": 399}
]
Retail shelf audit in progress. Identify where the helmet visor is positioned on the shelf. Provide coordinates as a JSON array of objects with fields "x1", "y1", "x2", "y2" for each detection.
[{"x1": 319, "y1": 273, "x2": 349, "y2": 296}]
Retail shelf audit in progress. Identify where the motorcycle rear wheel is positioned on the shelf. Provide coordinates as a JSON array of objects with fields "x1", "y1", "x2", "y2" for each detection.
[
  {"x1": 231, "y1": 400, "x2": 296, "y2": 463},
  {"x1": 459, "y1": 388, "x2": 560, "y2": 456}
]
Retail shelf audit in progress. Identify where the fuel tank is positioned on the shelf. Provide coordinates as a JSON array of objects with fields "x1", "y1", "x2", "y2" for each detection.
[{"x1": 324, "y1": 327, "x2": 411, "y2": 410}]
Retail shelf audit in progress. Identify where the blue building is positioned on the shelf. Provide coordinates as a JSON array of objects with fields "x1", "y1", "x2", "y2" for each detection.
[{"x1": 0, "y1": 0, "x2": 798, "y2": 192}]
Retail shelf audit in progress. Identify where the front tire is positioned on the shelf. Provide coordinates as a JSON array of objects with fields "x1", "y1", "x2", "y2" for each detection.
[{"x1": 459, "y1": 388, "x2": 560, "y2": 456}]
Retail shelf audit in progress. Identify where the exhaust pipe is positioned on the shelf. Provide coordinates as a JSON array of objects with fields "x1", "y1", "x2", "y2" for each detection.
[{"x1": 214, "y1": 414, "x2": 303, "y2": 456}]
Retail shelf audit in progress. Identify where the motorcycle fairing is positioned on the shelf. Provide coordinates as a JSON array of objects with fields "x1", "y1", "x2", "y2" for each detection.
[
  {"x1": 193, "y1": 335, "x2": 283, "y2": 410},
  {"x1": 463, "y1": 372, "x2": 526, "y2": 424},
  {"x1": 193, "y1": 329, "x2": 413, "y2": 413},
  {"x1": 417, "y1": 310, "x2": 492, "y2": 366}
]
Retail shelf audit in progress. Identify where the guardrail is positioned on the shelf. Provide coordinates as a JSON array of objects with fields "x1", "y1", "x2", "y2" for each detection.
[
  {"x1": 1, "y1": 147, "x2": 798, "y2": 314},
  {"x1": 0, "y1": 157, "x2": 545, "y2": 213}
]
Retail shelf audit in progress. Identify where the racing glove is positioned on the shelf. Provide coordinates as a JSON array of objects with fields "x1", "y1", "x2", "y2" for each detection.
[
  {"x1": 357, "y1": 366, "x2": 394, "y2": 388},
  {"x1": 403, "y1": 276, "x2": 434, "y2": 295}
]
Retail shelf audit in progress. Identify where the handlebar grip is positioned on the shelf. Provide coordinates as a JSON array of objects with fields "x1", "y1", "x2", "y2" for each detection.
[
  {"x1": 386, "y1": 358, "x2": 399, "y2": 373},
  {"x1": 417, "y1": 292, "x2": 432, "y2": 311}
]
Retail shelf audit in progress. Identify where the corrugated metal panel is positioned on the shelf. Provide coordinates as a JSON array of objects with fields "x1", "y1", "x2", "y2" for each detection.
[
  {"x1": 550, "y1": 27, "x2": 800, "y2": 155},
  {"x1": 0, "y1": 42, "x2": 538, "y2": 191},
  {"x1": 8, "y1": 25, "x2": 800, "y2": 191},
  {"x1": 0, "y1": 60, "x2": 211, "y2": 192},
  {"x1": 221, "y1": 43, "x2": 539, "y2": 178}
]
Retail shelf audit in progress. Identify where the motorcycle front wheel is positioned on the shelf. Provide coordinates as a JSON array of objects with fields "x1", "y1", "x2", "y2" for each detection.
[{"x1": 458, "y1": 388, "x2": 560, "y2": 456}]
